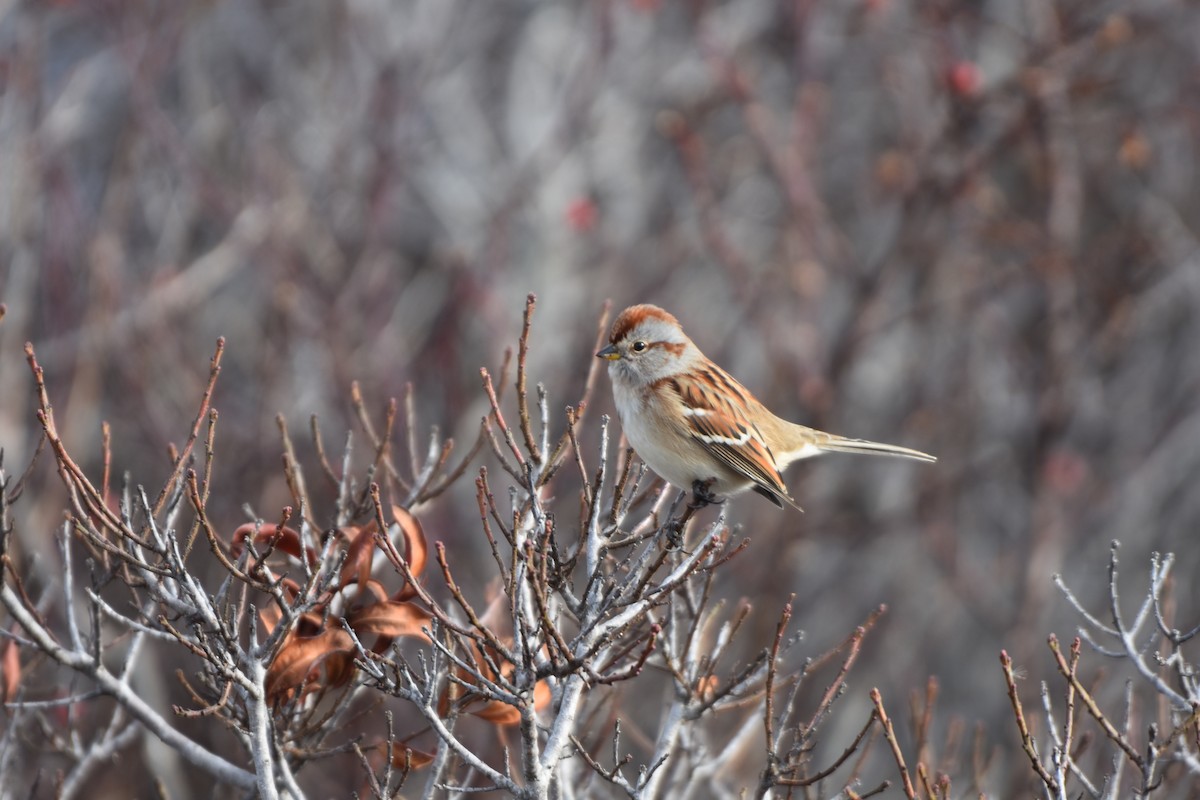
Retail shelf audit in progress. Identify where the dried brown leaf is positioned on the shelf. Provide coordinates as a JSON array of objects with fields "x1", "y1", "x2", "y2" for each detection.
[
  {"x1": 258, "y1": 577, "x2": 303, "y2": 632},
  {"x1": 387, "y1": 742, "x2": 436, "y2": 769},
  {"x1": 0, "y1": 634, "x2": 19, "y2": 704},
  {"x1": 339, "y1": 523, "x2": 377, "y2": 591},
  {"x1": 348, "y1": 600, "x2": 432, "y2": 644},
  {"x1": 266, "y1": 627, "x2": 355, "y2": 701},
  {"x1": 446, "y1": 634, "x2": 553, "y2": 726},
  {"x1": 463, "y1": 680, "x2": 552, "y2": 726},
  {"x1": 467, "y1": 697, "x2": 522, "y2": 725},
  {"x1": 391, "y1": 504, "x2": 428, "y2": 600},
  {"x1": 231, "y1": 523, "x2": 315, "y2": 565}
]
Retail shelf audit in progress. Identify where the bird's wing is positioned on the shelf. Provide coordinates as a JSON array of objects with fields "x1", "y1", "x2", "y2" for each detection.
[{"x1": 670, "y1": 368, "x2": 798, "y2": 507}]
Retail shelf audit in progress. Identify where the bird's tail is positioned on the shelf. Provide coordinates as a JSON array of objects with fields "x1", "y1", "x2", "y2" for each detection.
[
  {"x1": 775, "y1": 424, "x2": 937, "y2": 466},
  {"x1": 815, "y1": 434, "x2": 936, "y2": 463}
]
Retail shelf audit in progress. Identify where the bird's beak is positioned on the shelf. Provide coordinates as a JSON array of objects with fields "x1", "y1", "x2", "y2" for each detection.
[{"x1": 596, "y1": 344, "x2": 620, "y2": 361}]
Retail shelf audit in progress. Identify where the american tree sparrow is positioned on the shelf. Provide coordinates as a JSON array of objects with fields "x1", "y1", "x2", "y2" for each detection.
[{"x1": 597, "y1": 304, "x2": 935, "y2": 510}]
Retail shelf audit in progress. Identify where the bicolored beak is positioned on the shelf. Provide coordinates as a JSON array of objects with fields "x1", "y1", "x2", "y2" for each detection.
[{"x1": 596, "y1": 344, "x2": 620, "y2": 361}]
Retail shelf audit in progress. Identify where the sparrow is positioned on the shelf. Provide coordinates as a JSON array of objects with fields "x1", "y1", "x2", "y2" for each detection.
[{"x1": 597, "y1": 304, "x2": 935, "y2": 509}]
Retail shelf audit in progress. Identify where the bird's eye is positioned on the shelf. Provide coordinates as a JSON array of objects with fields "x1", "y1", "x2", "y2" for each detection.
[{"x1": 631, "y1": 341, "x2": 647, "y2": 352}]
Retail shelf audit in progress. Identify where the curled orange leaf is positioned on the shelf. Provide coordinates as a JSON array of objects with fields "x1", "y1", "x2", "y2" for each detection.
[
  {"x1": 390, "y1": 505, "x2": 428, "y2": 600},
  {"x1": 440, "y1": 614, "x2": 553, "y2": 726},
  {"x1": 257, "y1": 577, "x2": 302, "y2": 636},
  {"x1": 387, "y1": 742, "x2": 436, "y2": 769},
  {"x1": 231, "y1": 523, "x2": 315, "y2": 566},
  {"x1": 467, "y1": 697, "x2": 522, "y2": 725},
  {"x1": 465, "y1": 679, "x2": 552, "y2": 726},
  {"x1": 338, "y1": 523, "x2": 377, "y2": 592},
  {"x1": 347, "y1": 600, "x2": 432, "y2": 643},
  {"x1": 0, "y1": 633, "x2": 19, "y2": 704},
  {"x1": 266, "y1": 627, "x2": 355, "y2": 702}
]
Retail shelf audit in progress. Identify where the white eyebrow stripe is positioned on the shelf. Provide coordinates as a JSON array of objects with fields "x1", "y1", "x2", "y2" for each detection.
[{"x1": 681, "y1": 407, "x2": 708, "y2": 417}]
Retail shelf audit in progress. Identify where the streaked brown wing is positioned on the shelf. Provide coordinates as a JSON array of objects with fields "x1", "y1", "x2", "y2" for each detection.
[{"x1": 671, "y1": 369, "x2": 791, "y2": 500}]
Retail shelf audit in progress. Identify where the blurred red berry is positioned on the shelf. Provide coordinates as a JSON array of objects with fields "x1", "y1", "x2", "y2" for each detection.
[
  {"x1": 946, "y1": 61, "x2": 980, "y2": 98},
  {"x1": 566, "y1": 197, "x2": 598, "y2": 232},
  {"x1": 1043, "y1": 449, "x2": 1088, "y2": 497}
]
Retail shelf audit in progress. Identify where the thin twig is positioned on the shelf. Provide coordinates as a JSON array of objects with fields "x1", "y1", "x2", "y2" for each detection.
[
  {"x1": 871, "y1": 687, "x2": 917, "y2": 800},
  {"x1": 1000, "y1": 649, "x2": 1059, "y2": 792}
]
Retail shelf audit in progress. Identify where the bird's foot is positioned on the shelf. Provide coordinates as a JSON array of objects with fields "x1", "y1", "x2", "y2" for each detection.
[
  {"x1": 664, "y1": 480, "x2": 723, "y2": 549},
  {"x1": 689, "y1": 478, "x2": 724, "y2": 510},
  {"x1": 666, "y1": 521, "x2": 685, "y2": 549}
]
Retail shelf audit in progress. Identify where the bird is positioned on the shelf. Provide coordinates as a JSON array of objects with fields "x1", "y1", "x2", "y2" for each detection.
[{"x1": 596, "y1": 304, "x2": 935, "y2": 510}]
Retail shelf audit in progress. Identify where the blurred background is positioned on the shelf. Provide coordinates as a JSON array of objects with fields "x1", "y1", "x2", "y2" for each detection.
[{"x1": 2, "y1": 0, "x2": 1200, "y2": 795}]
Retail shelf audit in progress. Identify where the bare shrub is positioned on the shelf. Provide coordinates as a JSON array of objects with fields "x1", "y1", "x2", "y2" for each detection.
[{"x1": 1, "y1": 297, "x2": 938, "y2": 798}]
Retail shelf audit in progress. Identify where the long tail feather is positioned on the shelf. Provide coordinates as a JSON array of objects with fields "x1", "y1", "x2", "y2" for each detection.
[{"x1": 817, "y1": 435, "x2": 937, "y2": 462}]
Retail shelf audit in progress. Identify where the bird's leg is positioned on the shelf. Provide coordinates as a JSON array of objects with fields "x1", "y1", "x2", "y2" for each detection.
[
  {"x1": 689, "y1": 478, "x2": 724, "y2": 509},
  {"x1": 666, "y1": 518, "x2": 685, "y2": 549},
  {"x1": 665, "y1": 480, "x2": 722, "y2": 549}
]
